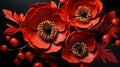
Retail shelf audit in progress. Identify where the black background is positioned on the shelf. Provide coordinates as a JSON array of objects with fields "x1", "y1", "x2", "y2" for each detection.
[{"x1": 0, "y1": 0, "x2": 120, "y2": 67}]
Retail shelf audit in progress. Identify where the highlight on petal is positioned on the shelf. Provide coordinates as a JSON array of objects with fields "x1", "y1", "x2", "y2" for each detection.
[
  {"x1": 95, "y1": 0, "x2": 103, "y2": 15},
  {"x1": 29, "y1": 32, "x2": 50, "y2": 49},
  {"x1": 51, "y1": 1, "x2": 57, "y2": 8},
  {"x1": 86, "y1": 38, "x2": 96, "y2": 51},
  {"x1": 29, "y1": 8, "x2": 53, "y2": 30},
  {"x1": 53, "y1": 30, "x2": 67, "y2": 44},
  {"x1": 51, "y1": 14, "x2": 66, "y2": 32},
  {"x1": 81, "y1": 50, "x2": 98, "y2": 63},
  {"x1": 45, "y1": 43, "x2": 62, "y2": 53}
]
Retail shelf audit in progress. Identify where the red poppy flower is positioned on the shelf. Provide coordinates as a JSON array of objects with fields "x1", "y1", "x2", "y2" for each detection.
[
  {"x1": 21, "y1": 2, "x2": 67, "y2": 53},
  {"x1": 64, "y1": 0, "x2": 103, "y2": 29},
  {"x1": 62, "y1": 31, "x2": 98, "y2": 63}
]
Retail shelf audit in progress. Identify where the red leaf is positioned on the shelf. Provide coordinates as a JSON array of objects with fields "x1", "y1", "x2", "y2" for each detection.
[
  {"x1": 96, "y1": 44, "x2": 118, "y2": 64},
  {"x1": 4, "y1": 23, "x2": 20, "y2": 35},
  {"x1": 3, "y1": 9, "x2": 24, "y2": 25},
  {"x1": 107, "y1": 26, "x2": 120, "y2": 38}
]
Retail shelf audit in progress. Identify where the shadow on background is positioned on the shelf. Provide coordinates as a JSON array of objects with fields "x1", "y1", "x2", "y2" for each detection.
[{"x1": 0, "y1": 0, "x2": 120, "y2": 67}]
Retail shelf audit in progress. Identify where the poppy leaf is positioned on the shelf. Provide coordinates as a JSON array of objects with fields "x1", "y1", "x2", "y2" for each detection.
[
  {"x1": 4, "y1": 23, "x2": 20, "y2": 35},
  {"x1": 96, "y1": 45, "x2": 118, "y2": 64},
  {"x1": 3, "y1": 9, "x2": 24, "y2": 25}
]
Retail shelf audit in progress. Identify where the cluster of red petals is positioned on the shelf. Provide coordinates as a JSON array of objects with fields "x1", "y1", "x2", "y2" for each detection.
[
  {"x1": 62, "y1": 31, "x2": 98, "y2": 63},
  {"x1": 64, "y1": 0, "x2": 103, "y2": 29},
  {"x1": 20, "y1": 2, "x2": 67, "y2": 53}
]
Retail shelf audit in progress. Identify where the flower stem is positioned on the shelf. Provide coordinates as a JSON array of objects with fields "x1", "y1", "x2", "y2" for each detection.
[
  {"x1": 58, "y1": 3, "x2": 61, "y2": 8},
  {"x1": 8, "y1": 45, "x2": 28, "y2": 52}
]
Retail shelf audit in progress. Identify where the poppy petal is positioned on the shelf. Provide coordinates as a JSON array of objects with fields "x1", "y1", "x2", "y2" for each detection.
[
  {"x1": 74, "y1": 1, "x2": 97, "y2": 18},
  {"x1": 89, "y1": 17, "x2": 100, "y2": 27},
  {"x1": 86, "y1": 38, "x2": 96, "y2": 51},
  {"x1": 53, "y1": 30, "x2": 67, "y2": 44},
  {"x1": 45, "y1": 43, "x2": 62, "y2": 53},
  {"x1": 29, "y1": 8, "x2": 53, "y2": 30},
  {"x1": 29, "y1": 2, "x2": 51, "y2": 9},
  {"x1": 51, "y1": 14, "x2": 66, "y2": 32},
  {"x1": 27, "y1": 39, "x2": 36, "y2": 49},
  {"x1": 80, "y1": 50, "x2": 98, "y2": 63},
  {"x1": 95, "y1": 0, "x2": 103, "y2": 15},
  {"x1": 62, "y1": 47, "x2": 80, "y2": 63},
  {"x1": 70, "y1": 17, "x2": 92, "y2": 28},
  {"x1": 29, "y1": 32, "x2": 50, "y2": 49}
]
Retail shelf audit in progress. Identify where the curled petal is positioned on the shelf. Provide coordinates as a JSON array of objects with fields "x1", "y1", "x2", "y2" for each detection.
[
  {"x1": 45, "y1": 43, "x2": 62, "y2": 53},
  {"x1": 86, "y1": 38, "x2": 96, "y2": 51},
  {"x1": 51, "y1": 14, "x2": 66, "y2": 32},
  {"x1": 29, "y1": 8, "x2": 53, "y2": 30},
  {"x1": 80, "y1": 50, "x2": 98, "y2": 63},
  {"x1": 54, "y1": 30, "x2": 67, "y2": 44},
  {"x1": 95, "y1": 0, "x2": 103, "y2": 15},
  {"x1": 29, "y1": 2, "x2": 51, "y2": 9},
  {"x1": 29, "y1": 32, "x2": 50, "y2": 49}
]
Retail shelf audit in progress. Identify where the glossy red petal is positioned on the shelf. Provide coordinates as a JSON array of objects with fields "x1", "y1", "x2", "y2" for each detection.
[
  {"x1": 29, "y1": 8, "x2": 53, "y2": 30},
  {"x1": 95, "y1": 0, "x2": 103, "y2": 15},
  {"x1": 54, "y1": 30, "x2": 67, "y2": 44},
  {"x1": 51, "y1": 14, "x2": 66, "y2": 32},
  {"x1": 70, "y1": 35, "x2": 86, "y2": 46},
  {"x1": 70, "y1": 17, "x2": 92, "y2": 28},
  {"x1": 62, "y1": 47, "x2": 81, "y2": 63},
  {"x1": 29, "y1": 32, "x2": 50, "y2": 49},
  {"x1": 88, "y1": 17, "x2": 100, "y2": 28},
  {"x1": 21, "y1": 8, "x2": 37, "y2": 28},
  {"x1": 80, "y1": 51, "x2": 98, "y2": 63},
  {"x1": 74, "y1": 1, "x2": 97, "y2": 18},
  {"x1": 29, "y1": 2, "x2": 51, "y2": 9},
  {"x1": 86, "y1": 38, "x2": 96, "y2": 51},
  {"x1": 45, "y1": 43, "x2": 62, "y2": 53},
  {"x1": 62, "y1": 47, "x2": 97, "y2": 63}
]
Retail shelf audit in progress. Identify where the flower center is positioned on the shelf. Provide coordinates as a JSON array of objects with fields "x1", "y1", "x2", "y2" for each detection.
[
  {"x1": 44, "y1": 25, "x2": 51, "y2": 35},
  {"x1": 74, "y1": 6, "x2": 92, "y2": 22},
  {"x1": 71, "y1": 41, "x2": 88, "y2": 57},
  {"x1": 37, "y1": 20, "x2": 57, "y2": 41}
]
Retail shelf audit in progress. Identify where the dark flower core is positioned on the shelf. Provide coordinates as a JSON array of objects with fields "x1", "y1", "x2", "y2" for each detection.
[
  {"x1": 74, "y1": 6, "x2": 92, "y2": 22},
  {"x1": 71, "y1": 41, "x2": 88, "y2": 57},
  {"x1": 37, "y1": 20, "x2": 57, "y2": 41}
]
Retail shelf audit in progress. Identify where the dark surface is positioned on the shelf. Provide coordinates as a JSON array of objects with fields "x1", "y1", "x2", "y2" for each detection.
[{"x1": 0, "y1": 0, "x2": 120, "y2": 67}]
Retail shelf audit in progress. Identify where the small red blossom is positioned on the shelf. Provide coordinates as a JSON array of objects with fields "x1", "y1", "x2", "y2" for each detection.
[
  {"x1": 21, "y1": 2, "x2": 67, "y2": 53},
  {"x1": 62, "y1": 31, "x2": 98, "y2": 63},
  {"x1": 63, "y1": 0, "x2": 102, "y2": 29}
]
